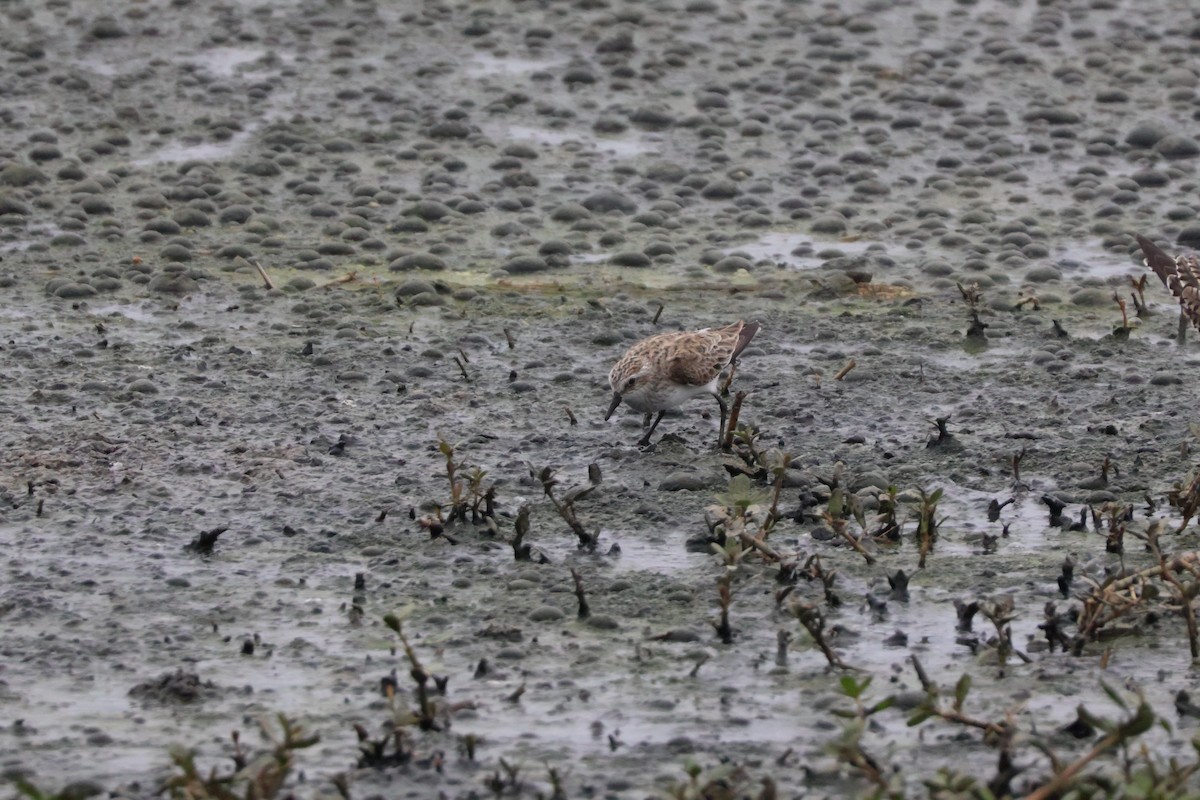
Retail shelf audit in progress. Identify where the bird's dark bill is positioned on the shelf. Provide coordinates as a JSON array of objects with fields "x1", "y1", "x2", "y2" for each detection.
[{"x1": 605, "y1": 393, "x2": 623, "y2": 420}]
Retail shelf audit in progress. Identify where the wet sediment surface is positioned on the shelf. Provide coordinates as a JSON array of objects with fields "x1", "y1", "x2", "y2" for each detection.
[{"x1": 3, "y1": 0, "x2": 1200, "y2": 797}]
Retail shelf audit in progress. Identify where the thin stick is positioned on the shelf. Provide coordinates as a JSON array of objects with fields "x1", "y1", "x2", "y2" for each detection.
[
  {"x1": 721, "y1": 390, "x2": 747, "y2": 452},
  {"x1": 1022, "y1": 731, "x2": 1122, "y2": 800},
  {"x1": 320, "y1": 272, "x2": 358, "y2": 288},
  {"x1": 251, "y1": 259, "x2": 275, "y2": 290},
  {"x1": 570, "y1": 568, "x2": 590, "y2": 619},
  {"x1": 834, "y1": 359, "x2": 856, "y2": 381}
]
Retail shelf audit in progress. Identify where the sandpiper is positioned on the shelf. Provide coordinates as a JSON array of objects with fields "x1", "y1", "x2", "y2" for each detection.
[
  {"x1": 1136, "y1": 234, "x2": 1200, "y2": 340},
  {"x1": 605, "y1": 320, "x2": 761, "y2": 447}
]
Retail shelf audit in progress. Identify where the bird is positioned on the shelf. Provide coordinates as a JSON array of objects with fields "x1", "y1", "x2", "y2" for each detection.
[
  {"x1": 605, "y1": 320, "x2": 761, "y2": 447},
  {"x1": 1135, "y1": 234, "x2": 1200, "y2": 341}
]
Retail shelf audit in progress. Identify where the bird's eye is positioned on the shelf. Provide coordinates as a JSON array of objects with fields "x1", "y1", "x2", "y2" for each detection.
[{"x1": 625, "y1": 377, "x2": 637, "y2": 390}]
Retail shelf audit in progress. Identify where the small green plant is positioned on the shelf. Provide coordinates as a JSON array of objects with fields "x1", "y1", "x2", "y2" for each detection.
[
  {"x1": 789, "y1": 598, "x2": 852, "y2": 670},
  {"x1": 662, "y1": 760, "x2": 750, "y2": 800},
  {"x1": 916, "y1": 487, "x2": 943, "y2": 568},
  {"x1": 163, "y1": 715, "x2": 318, "y2": 800},
  {"x1": 531, "y1": 463, "x2": 600, "y2": 550},
  {"x1": 823, "y1": 487, "x2": 875, "y2": 565},
  {"x1": 705, "y1": 474, "x2": 785, "y2": 564},
  {"x1": 827, "y1": 676, "x2": 900, "y2": 797},
  {"x1": 437, "y1": 436, "x2": 467, "y2": 522}
]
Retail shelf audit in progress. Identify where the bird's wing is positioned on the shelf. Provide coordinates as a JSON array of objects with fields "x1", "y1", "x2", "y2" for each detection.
[
  {"x1": 1137, "y1": 235, "x2": 1200, "y2": 333},
  {"x1": 1137, "y1": 234, "x2": 1179, "y2": 288},
  {"x1": 666, "y1": 329, "x2": 735, "y2": 387}
]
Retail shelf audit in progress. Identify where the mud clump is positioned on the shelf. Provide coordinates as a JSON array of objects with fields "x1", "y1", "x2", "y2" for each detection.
[{"x1": 128, "y1": 670, "x2": 221, "y2": 704}]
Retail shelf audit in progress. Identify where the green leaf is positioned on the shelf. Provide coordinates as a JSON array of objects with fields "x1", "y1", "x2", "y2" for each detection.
[
  {"x1": 907, "y1": 708, "x2": 934, "y2": 727},
  {"x1": 867, "y1": 696, "x2": 896, "y2": 715},
  {"x1": 953, "y1": 674, "x2": 971, "y2": 711},
  {"x1": 1099, "y1": 680, "x2": 1129, "y2": 712},
  {"x1": 1117, "y1": 702, "x2": 1156, "y2": 739},
  {"x1": 839, "y1": 674, "x2": 862, "y2": 697},
  {"x1": 829, "y1": 488, "x2": 844, "y2": 517},
  {"x1": 1077, "y1": 706, "x2": 1113, "y2": 735},
  {"x1": 383, "y1": 613, "x2": 402, "y2": 634},
  {"x1": 12, "y1": 778, "x2": 47, "y2": 800}
]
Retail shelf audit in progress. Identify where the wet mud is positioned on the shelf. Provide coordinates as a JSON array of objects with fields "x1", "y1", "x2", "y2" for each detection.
[{"x1": 3, "y1": 0, "x2": 1200, "y2": 797}]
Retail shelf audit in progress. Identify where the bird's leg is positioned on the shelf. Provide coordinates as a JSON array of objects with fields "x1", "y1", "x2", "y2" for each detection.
[
  {"x1": 719, "y1": 361, "x2": 737, "y2": 396},
  {"x1": 1180, "y1": 309, "x2": 1188, "y2": 344},
  {"x1": 642, "y1": 412, "x2": 652, "y2": 428},
  {"x1": 638, "y1": 411, "x2": 666, "y2": 447},
  {"x1": 716, "y1": 393, "x2": 729, "y2": 448}
]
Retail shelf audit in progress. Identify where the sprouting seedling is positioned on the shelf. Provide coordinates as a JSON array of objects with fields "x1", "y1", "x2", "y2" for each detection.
[
  {"x1": 510, "y1": 505, "x2": 533, "y2": 562},
  {"x1": 788, "y1": 598, "x2": 853, "y2": 670},
  {"x1": 823, "y1": 488, "x2": 875, "y2": 565},
  {"x1": 706, "y1": 474, "x2": 785, "y2": 563},
  {"x1": 916, "y1": 487, "x2": 944, "y2": 568},
  {"x1": 762, "y1": 449, "x2": 793, "y2": 535},
  {"x1": 957, "y1": 281, "x2": 982, "y2": 310},
  {"x1": 486, "y1": 758, "x2": 523, "y2": 796},
  {"x1": 382, "y1": 611, "x2": 443, "y2": 731},
  {"x1": 1129, "y1": 273, "x2": 1148, "y2": 315},
  {"x1": 464, "y1": 467, "x2": 495, "y2": 524},
  {"x1": 437, "y1": 436, "x2": 467, "y2": 522},
  {"x1": 1112, "y1": 289, "x2": 1131, "y2": 336},
  {"x1": 711, "y1": 574, "x2": 733, "y2": 644},
  {"x1": 714, "y1": 473, "x2": 772, "y2": 518},
  {"x1": 801, "y1": 553, "x2": 841, "y2": 607},
  {"x1": 163, "y1": 714, "x2": 319, "y2": 800},
  {"x1": 872, "y1": 486, "x2": 901, "y2": 541},
  {"x1": 662, "y1": 761, "x2": 750, "y2": 800},
  {"x1": 531, "y1": 463, "x2": 600, "y2": 550},
  {"x1": 826, "y1": 676, "x2": 898, "y2": 796},
  {"x1": 957, "y1": 281, "x2": 987, "y2": 339},
  {"x1": 1098, "y1": 501, "x2": 1132, "y2": 561},
  {"x1": 977, "y1": 597, "x2": 1029, "y2": 670}
]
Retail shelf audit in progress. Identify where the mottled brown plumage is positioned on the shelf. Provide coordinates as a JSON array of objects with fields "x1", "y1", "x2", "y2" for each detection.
[
  {"x1": 1136, "y1": 234, "x2": 1200, "y2": 337},
  {"x1": 606, "y1": 320, "x2": 761, "y2": 447}
]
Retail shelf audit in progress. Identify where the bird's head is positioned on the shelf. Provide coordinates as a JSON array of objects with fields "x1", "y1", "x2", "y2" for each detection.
[{"x1": 606, "y1": 358, "x2": 652, "y2": 419}]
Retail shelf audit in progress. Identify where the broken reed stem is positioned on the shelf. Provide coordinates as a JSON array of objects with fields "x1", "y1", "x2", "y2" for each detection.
[
  {"x1": 251, "y1": 259, "x2": 275, "y2": 290},
  {"x1": 737, "y1": 530, "x2": 783, "y2": 562},
  {"x1": 791, "y1": 600, "x2": 852, "y2": 670},
  {"x1": 1105, "y1": 551, "x2": 1200, "y2": 593},
  {"x1": 1022, "y1": 730, "x2": 1123, "y2": 800},
  {"x1": 713, "y1": 576, "x2": 733, "y2": 644},
  {"x1": 721, "y1": 390, "x2": 747, "y2": 452},
  {"x1": 570, "y1": 568, "x2": 590, "y2": 619},
  {"x1": 829, "y1": 517, "x2": 875, "y2": 565},
  {"x1": 1149, "y1": 545, "x2": 1200, "y2": 659},
  {"x1": 834, "y1": 359, "x2": 856, "y2": 381},
  {"x1": 319, "y1": 272, "x2": 358, "y2": 288}
]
